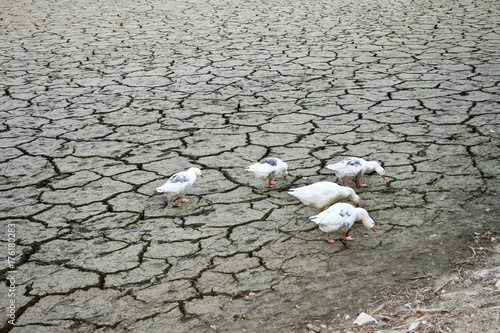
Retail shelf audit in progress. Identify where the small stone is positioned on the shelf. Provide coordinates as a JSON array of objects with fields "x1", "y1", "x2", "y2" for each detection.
[
  {"x1": 408, "y1": 321, "x2": 421, "y2": 330},
  {"x1": 468, "y1": 304, "x2": 477, "y2": 312},
  {"x1": 353, "y1": 312, "x2": 378, "y2": 325}
]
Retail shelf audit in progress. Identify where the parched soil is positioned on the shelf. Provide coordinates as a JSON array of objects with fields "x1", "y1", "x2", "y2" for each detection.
[{"x1": 1, "y1": 0, "x2": 499, "y2": 332}]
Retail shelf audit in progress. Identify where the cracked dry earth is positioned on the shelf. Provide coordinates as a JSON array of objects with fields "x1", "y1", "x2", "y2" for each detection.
[{"x1": 1, "y1": 0, "x2": 499, "y2": 332}]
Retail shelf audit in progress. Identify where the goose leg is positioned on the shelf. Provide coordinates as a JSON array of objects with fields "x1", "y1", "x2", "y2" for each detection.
[
  {"x1": 326, "y1": 233, "x2": 335, "y2": 243},
  {"x1": 342, "y1": 232, "x2": 354, "y2": 241},
  {"x1": 356, "y1": 180, "x2": 367, "y2": 187},
  {"x1": 341, "y1": 180, "x2": 352, "y2": 188},
  {"x1": 266, "y1": 179, "x2": 277, "y2": 188},
  {"x1": 173, "y1": 197, "x2": 187, "y2": 207}
]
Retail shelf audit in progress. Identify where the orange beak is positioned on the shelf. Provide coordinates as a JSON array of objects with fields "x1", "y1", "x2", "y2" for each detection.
[
  {"x1": 356, "y1": 203, "x2": 360, "y2": 207},
  {"x1": 382, "y1": 175, "x2": 386, "y2": 180},
  {"x1": 200, "y1": 174, "x2": 204, "y2": 178},
  {"x1": 372, "y1": 226, "x2": 376, "y2": 232}
]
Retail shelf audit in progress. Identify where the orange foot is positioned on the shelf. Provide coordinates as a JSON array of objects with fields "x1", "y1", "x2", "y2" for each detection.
[
  {"x1": 356, "y1": 180, "x2": 367, "y2": 187},
  {"x1": 342, "y1": 232, "x2": 354, "y2": 241},
  {"x1": 266, "y1": 180, "x2": 277, "y2": 188},
  {"x1": 326, "y1": 233, "x2": 335, "y2": 243},
  {"x1": 173, "y1": 197, "x2": 189, "y2": 207}
]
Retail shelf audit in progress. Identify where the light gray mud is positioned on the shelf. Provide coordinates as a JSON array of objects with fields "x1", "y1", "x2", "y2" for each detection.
[{"x1": 0, "y1": 0, "x2": 499, "y2": 332}]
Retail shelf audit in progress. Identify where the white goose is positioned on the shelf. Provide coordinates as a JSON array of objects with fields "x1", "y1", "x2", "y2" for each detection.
[
  {"x1": 288, "y1": 181, "x2": 360, "y2": 210},
  {"x1": 309, "y1": 202, "x2": 376, "y2": 243},
  {"x1": 326, "y1": 157, "x2": 385, "y2": 187},
  {"x1": 245, "y1": 157, "x2": 288, "y2": 188},
  {"x1": 156, "y1": 167, "x2": 203, "y2": 207}
]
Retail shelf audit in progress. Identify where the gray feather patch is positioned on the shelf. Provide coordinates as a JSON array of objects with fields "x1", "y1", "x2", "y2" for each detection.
[
  {"x1": 267, "y1": 170, "x2": 277, "y2": 179},
  {"x1": 260, "y1": 158, "x2": 279, "y2": 166},
  {"x1": 339, "y1": 209, "x2": 352, "y2": 217},
  {"x1": 339, "y1": 221, "x2": 350, "y2": 233},
  {"x1": 169, "y1": 173, "x2": 189, "y2": 183},
  {"x1": 345, "y1": 157, "x2": 362, "y2": 167}
]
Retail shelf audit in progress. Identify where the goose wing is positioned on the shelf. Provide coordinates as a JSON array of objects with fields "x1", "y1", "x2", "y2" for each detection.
[
  {"x1": 327, "y1": 158, "x2": 364, "y2": 178},
  {"x1": 289, "y1": 182, "x2": 340, "y2": 208},
  {"x1": 245, "y1": 162, "x2": 277, "y2": 179},
  {"x1": 310, "y1": 203, "x2": 357, "y2": 233},
  {"x1": 156, "y1": 171, "x2": 193, "y2": 195}
]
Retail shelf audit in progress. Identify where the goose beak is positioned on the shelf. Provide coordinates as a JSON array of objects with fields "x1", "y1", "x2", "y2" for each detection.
[
  {"x1": 372, "y1": 226, "x2": 376, "y2": 232},
  {"x1": 356, "y1": 203, "x2": 360, "y2": 207},
  {"x1": 200, "y1": 174, "x2": 204, "y2": 178},
  {"x1": 382, "y1": 175, "x2": 386, "y2": 180}
]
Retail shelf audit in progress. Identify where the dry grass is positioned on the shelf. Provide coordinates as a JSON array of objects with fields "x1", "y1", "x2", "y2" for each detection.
[
  {"x1": 303, "y1": 231, "x2": 500, "y2": 333},
  {"x1": 351, "y1": 231, "x2": 500, "y2": 333}
]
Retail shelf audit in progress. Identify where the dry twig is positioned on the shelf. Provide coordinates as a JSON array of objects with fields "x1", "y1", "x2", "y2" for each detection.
[
  {"x1": 399, "y1": 308, "x2": 450, "y2": 314},
  {"x1": 411, "y1": 273, "x2": 434, "y2": 280},
  {"x1": 433, "y1": 279, "x2": 454, "y2": 294}
]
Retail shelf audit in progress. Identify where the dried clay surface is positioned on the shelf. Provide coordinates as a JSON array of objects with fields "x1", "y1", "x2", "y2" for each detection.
[{"x1": 0, "y1": 0, "x2": 499, "y2": 332}]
